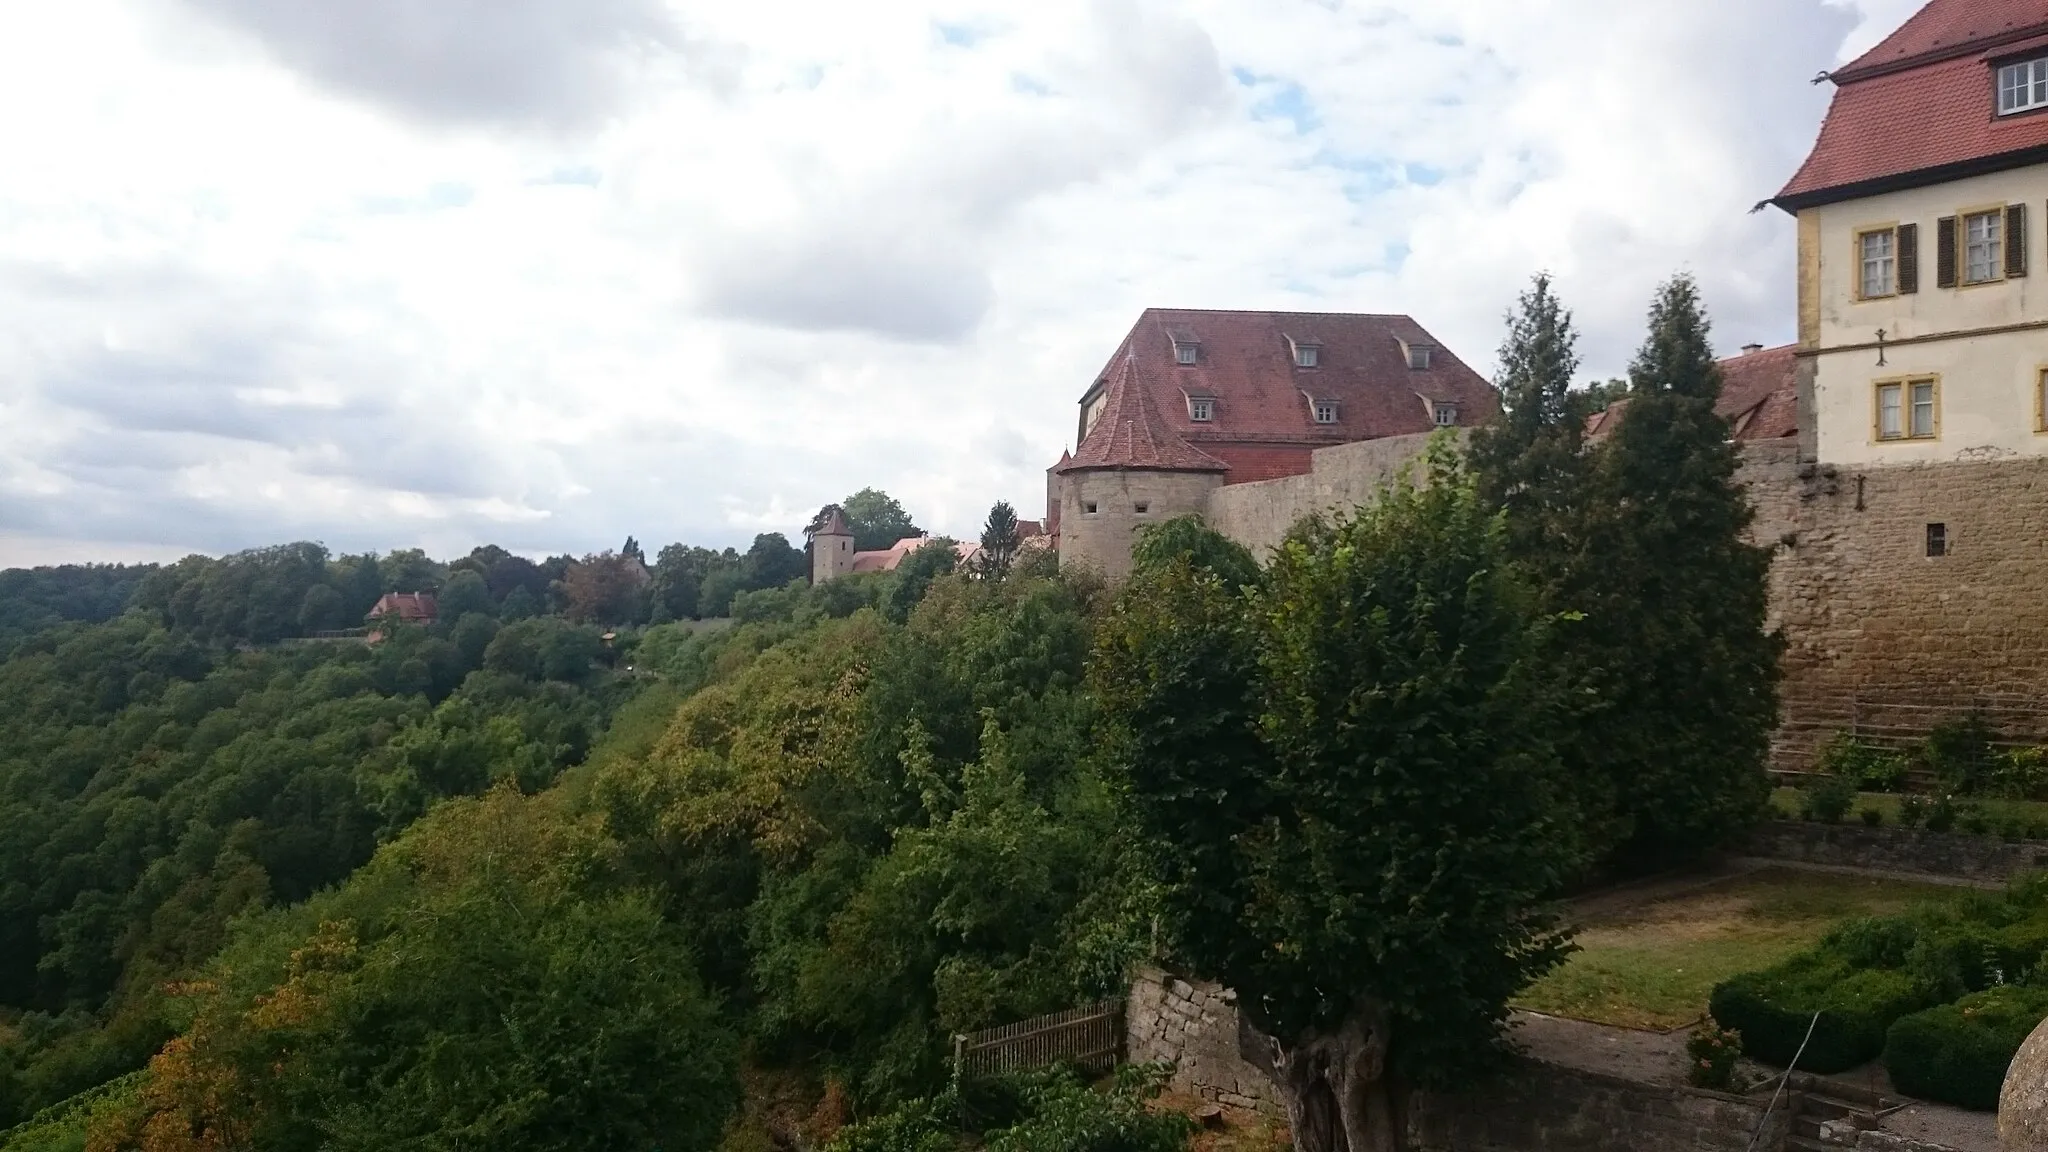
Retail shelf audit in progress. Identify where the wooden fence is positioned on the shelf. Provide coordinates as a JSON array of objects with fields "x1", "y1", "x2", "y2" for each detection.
[{"x1": 953, "y1": 1000, "x2": 1125, "y2": 1078}]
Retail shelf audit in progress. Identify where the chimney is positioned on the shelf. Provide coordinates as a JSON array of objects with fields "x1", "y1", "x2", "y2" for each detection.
[{"x1": 1741, "y1": 343, "x2": 1764, "y2": 356}]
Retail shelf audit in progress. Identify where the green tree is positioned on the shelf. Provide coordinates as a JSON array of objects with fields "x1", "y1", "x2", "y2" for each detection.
[
  {"x1": 743, "y1": 533, "x2": 807, "y2": 591},
  {"x1": 976, "y1": 501, "x2": 1021, "y2": 580},
  {"x1": 649, "y1": 544, "x2": 712, "y2": 622},
  {"x1": 1130, "y1": 514, "x2": 1259, "y2": 589},
  {"x1": 499, "y1": 584, "x2": 541, "y2": 621},
  {"x1": 698, "y1": 566, "x2": 745, "y2": 619},
  {"x1": 1579, "y1": 275, "x2": 1782, "y2": 868},
  {"x1": 436, "y1": 569, "x2": 495, "y2": 622},
  {"x1": 882, "y1": 539, "x2": 959, "y2": 624},
  {"x1": 841, "y1": 488, "x2": 921, "y2": 553},
  {"x1": 297, "y1": 584, "x2": 346, "y2": 634},
  {"x1": 1094, "y1": 445, "x2": 1582, "y2": 1152},
  {"x1": 1465, "y1": 275, "x2": 1621, "y2": 862}
]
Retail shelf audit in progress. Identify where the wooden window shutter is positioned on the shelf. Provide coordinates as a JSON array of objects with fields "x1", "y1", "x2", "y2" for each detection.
[
  {"x1": 2009, "y1": 203, "x2": 2030, "y2": 277},
  {"x1": 1936, "y1": 215, "x2": 1958, "y2": 288},
  {"x1": 1898, "y1": 223, "x2": 1919, "y2": 294}
]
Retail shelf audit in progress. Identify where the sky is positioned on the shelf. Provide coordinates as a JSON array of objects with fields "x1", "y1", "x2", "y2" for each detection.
[{"x1": 0, "y1": 0, "x2": 1927, "y2": 567}]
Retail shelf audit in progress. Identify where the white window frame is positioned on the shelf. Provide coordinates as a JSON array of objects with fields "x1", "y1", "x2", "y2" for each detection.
[
  {"x1": 1295, "y1": 344, "x2": 1320, "y2": 368},
  {"x1": 1407, "y1": 345, "x2": 1433, "y2": 370},
  {"x1": 1313, "y1": 400, "x2": 1339, "y2": 424},
  {"x1": 1965, "y1": 210, "x2": 2004, "y2": 284},
  {"x1": 1434, "y1": 404, "x2": 1458, "y2": 427},
  {"x1": 1858, "y1": 228, "x2": 1896, "y2": 298},
  {"x1": 1174, "y1": 342, "x2": 1198, "y2": 365},
  {"x1": 1188, "y1": 398, "x2": 1213, "y2": 422},
  {"x1": 1877, "y1": 382, "x2": 1903, "y2": 440},
  {"x1": 1999, "y1": 57, "x2": 2048, "y2": 116},
  {"x1": 1910, "y1": 379, "x2": 1937, "y2": 438}
]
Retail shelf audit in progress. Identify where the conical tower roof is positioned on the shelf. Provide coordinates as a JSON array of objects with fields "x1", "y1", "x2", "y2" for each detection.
[
  {"x1": 812, "y1": 506, "x2": 852, "y2": 537},
  {"x1": 1055, "y1": 356, "x2": 1226, "y2": 475}
]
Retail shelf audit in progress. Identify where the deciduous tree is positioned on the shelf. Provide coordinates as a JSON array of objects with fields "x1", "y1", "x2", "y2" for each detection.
[{"x1": 1095, "y1": 445, "x2": 1583, "y2": 1152}]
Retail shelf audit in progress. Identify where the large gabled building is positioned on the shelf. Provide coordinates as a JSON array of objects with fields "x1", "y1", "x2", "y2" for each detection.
[
  {"x1": 1047, "y1": 308, "x2": 1495, "y2": 579},
  {"x1": 1769, "y1": 0, "x2": 2048, "y2": 465}
]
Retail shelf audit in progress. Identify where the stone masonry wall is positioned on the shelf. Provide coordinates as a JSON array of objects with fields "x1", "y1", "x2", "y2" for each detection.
[
  {"x1": 1127, "y1": 969, "x2": 1791, "y2": 1152},
  {"x1": 1748, "y1": 819, "x2": 2048, "y2": 883},
  {"x1": 1764, "y1": 452, "x2": 2048, "y2": 769},
  {"x1": 1202, "y1": 431, "x2": 1447, "y2": 558}
]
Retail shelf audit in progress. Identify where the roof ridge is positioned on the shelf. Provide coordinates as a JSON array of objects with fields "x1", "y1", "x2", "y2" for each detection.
[
  {"x1": 1834, "y1": 0, "x2": 2048, "y2": 83},
  {"x1": 1141, "y1": 307, "x2": 1418, "y2": 319}
]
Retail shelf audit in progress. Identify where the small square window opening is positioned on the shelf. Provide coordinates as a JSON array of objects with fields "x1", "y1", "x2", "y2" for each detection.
[
  {"x1": 1965, "y1": 211, "x2": 2004, "y2": 283},
  {"x1": 1434, "y1": 404, "x2": 1458, "y2": 428},
  {"x1": 1860, "y1": 229, "x2": 1896, "y2": 297},
  {"x1": 1313, "y1": 401, "x2": 1339, "y2": 424},
  {"x1": 1189, "y1": 398, "x2": 1213, "y2": 422},
  {"x1": 1175, "y1": 343, "x2": 1198, "y2": 365},
  {"x1": 1295, "y1": 345, "x2": 1319, "y2": 368},
  {"x1": 1407, "y1": 346, "x2": 1433, "y2": 370},
  {"x1": 1134, "y1": 503, "x2": 1150, "y2": 515},
  {"x1": 1927, "y1": 523, "x2": 1948, "y2": 558},
  {"x1": 1082, "y1": 501, "x2": 1098, "y2": 515}
]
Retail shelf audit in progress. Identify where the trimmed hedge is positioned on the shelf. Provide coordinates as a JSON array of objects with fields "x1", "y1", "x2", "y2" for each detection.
[
  {"x1": 1884, "y1": 985, "x2": 2048, "y2": 1111},
  {"x1": 1710, "y1": 954, "x2": 1926, "y2": 1073}
]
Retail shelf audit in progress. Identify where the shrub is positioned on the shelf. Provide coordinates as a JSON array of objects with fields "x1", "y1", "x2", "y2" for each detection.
[
  {"x1": 1860, "y1": 806, "x2": 1885, "y2": 827},
  {"x1": 984, "y1": 1064, "x2": 1192, "y2": 1152},
  {"x1": 1711, "y1": 956, "x2": 1927, "y2": 1072},
  {"x1": 1926, "y1": 796, "x2": 1959, "y2": 834},
  {"x1": 1962, "y1": 808, "x2": 1993, "y2": 837},
  {"x1": 1884, "y1": 985, "x2": 2048, "y2": 1111},
  {"x1": 1822, "y1": 916, "x2": 1919, "y2": 970},
  {"x1": 825, "y1": 1096, "x2": 955, "y2": 1152},
  {"x1": 1897, "y1": 795, "x2": 1930, "y2": 829},
  {"x1": 1817, "y1": 732, "x2": 1911, "y2": 793},
  {"x1": 1801, "y1": 774, "x2": 1859, "y2": 824},
  {"x1": 1992, "y1": 748, "x2": 2048, "y2": 802},
  {"x1": 1686, "y1": 1022, "x2": 1743, "y2": 1091},
  {"x1": 1925, "y1": 714, "x2": 2001, "y2": 796}
]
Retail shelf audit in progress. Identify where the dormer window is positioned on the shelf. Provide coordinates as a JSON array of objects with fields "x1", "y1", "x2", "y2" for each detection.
[
  {"x1": 1434, "y1": 403, "x2": 1459, "y2": 427},
  {"x1": 1406, "y1": 343, "x2": 1434, "y2": 370},
  {"x1": 1313, "y1": 400, "x2": 1339, "y2": 424},
  {"x1": 1188, "y1": 398, "x2": 1214, "y2": 422},
  {"x1": 1174, "y1": 342, "x2": 1199, "y2": 365},
  {"x1": 1295, "y1": 344, "x2": 1319, "y2": 368},
  {"x1": 1999, "y1": 57, "x2": 2048, "y2": 116}
]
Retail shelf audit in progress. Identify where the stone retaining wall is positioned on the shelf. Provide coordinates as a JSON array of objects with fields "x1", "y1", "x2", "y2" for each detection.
[
  {"x1": 1748, "y1": 819, "x2": 2048, "y2": 882},
  {"x1": 1127, "y1": 969, "x2": 1793, "y2": 1151},
  {"x1": 1814, "y1": 1119, "x2": 1965, "y2": 1152}
]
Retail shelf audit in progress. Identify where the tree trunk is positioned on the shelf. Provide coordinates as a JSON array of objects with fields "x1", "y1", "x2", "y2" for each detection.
[{"x1": 1240, "y1": 997, "x2": 1405, "y2": 1152}]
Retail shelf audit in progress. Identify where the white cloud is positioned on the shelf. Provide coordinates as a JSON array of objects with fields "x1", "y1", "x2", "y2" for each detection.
[{"x1": 0, "y1": 0, "x2": 1911, "y2": 565}]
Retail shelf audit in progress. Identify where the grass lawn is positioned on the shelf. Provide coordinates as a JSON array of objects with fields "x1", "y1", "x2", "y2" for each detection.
[
  {"x1": 1767, "y1": 787, "x2": 2048, "y2": 829},
  {"x1": 1514, "y1": 868, "x2": 1955, "y2": 1031}
]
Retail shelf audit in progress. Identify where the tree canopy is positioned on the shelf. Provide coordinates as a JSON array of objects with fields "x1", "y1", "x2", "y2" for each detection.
[{"x1": 840, "y1": 488, "x2": 921, "y2": 553}]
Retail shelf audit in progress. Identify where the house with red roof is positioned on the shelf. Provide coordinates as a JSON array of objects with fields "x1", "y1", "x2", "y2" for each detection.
[
  {"x1": 1768, "y1": 0, "x2": 2048, "y2": 467},
  {"x1": 364, "y1": 592, "x2": 437, "y2": 643},
  {"x1": 1584, "y1": 342, "x2": 1800, "y2": 444},
  {"x1": 1046, "y1": 309, "x2": 1495, "y2": 580}
]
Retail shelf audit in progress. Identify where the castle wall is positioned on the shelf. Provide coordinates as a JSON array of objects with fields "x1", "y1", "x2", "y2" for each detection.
[
  {"x1": 1201, "y1": 431, "x2": 1447, "y2": 558},
  {"x1": 1763, "y1": 451, "x2": 2048, "y2": 767},
  {"x1": 811, "y1": 532, "x2": 854, "y2": 584},
  {"x1": 1058, "y1": 470, "x2": 1223, "y2": 583}
]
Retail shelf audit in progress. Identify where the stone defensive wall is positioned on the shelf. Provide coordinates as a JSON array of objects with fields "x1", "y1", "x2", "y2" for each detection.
[{"x1": 1198, "y1": 430, "x2": 2048, "y2": 771}]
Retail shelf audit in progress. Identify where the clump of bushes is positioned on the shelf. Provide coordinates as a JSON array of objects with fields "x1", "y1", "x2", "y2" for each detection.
[
  {"x1": 1817, "y1": 732, "x2": 1913, "y2": 793},
  {"x1": 1710, "y1": 954, "x2": 1925, "y2": 1072},
  {"x1": 1685, "y1": 1023, "x2": 1743, "y2": 1091},
  {"x1": 1884, "y1": 985, "x2": 2048, "y2": 1111},
  {"x1": 828, "y1": 1064, "x2": 1193, "y2": 1152},
  {"x1": 1925, "y1": 714, "x2": 2001, "y2": 797},
  {"x1": 1800, "y1": 772, "x2": 1859, "y2": 825},
  {"x1": 1712, "y1": 880, "x2": 2048, "y2": 1104}
]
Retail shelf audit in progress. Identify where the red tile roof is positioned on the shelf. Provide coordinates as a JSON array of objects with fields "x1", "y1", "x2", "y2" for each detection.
[
  {"x1": 366, "y1": 592, "x2": 437, "y2": 624},
  {"x1": 1583, "y1": 345, "x2": 1798, "y2": 442},
  {"x1": 849, "y1": 536, "x2": 980, "y2": 573},
  {"x1": 1056, "y1": 355, "x2": 1229, "y2": 474},
  {"x1": 1060, "y1": 309, "x2": 1496, "y2": 484},
  {"x1": 811, "y1": 506, "x2": 851, "y2": 537},
  {"x1": 1717, "y1": 344, "x2": 1800, "y2": 441},
  {"x1": 1775, "y1": 0, "x2": 2048, "y2": 208}
]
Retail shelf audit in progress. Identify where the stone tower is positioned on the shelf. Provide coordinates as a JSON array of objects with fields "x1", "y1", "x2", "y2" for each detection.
[
  {"x1": 808, "y1": 506, "x2": 855, "y2": 585},
  {"x1": 1054, "y1": 355, "x2": 1228, "y2": 582}
]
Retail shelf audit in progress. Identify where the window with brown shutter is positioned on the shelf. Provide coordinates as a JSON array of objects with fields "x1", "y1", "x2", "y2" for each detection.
[
  {"x1": 2009, "y1": 204, "x2": 2030, "y2": 277},
  {"x1": 1936, "y1": 215, "x2": 1958, "y2": 288},
  {"x1": 1898, "y1": 222, "x2": 1919, "y2": 294}
]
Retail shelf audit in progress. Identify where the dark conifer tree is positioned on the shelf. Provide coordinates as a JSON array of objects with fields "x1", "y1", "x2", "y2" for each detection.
[{"x1": 1585, "y1": 274, "x2": 1782, "y2": 869}]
